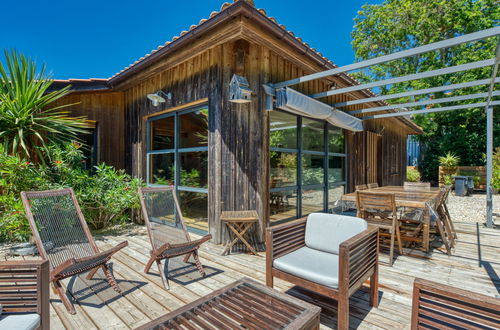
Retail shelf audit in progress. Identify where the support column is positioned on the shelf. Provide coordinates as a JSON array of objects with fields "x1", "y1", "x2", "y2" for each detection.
[{"x1": 486, "y1": 105, "x2": 493, "y2": 228}]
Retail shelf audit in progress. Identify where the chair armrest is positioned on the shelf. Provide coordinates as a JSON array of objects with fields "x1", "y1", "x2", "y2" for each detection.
[
  {"x1": 265, "y1": 217, "x2": 307, "y2": 261},
  {"x1": 0, "y1": 260, "x2": 50, "y2": 330},
  {"x1": 339, "y1": 226, "x2": 379, "y2": 296}
]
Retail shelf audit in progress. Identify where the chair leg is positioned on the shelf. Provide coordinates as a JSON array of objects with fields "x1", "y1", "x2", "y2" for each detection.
[
  {"x1": 337, "y1": 296, "x2": 349, "y2": 330},
  {"x1": 183, "y1": 252, "x2": 192, "y2": 263},
  {"x1": 53, "y1": 280, "x2": 76, "y2": 315},
  {"x1": 395, "y1": 223, "x2": 403, "y2": 255},
  {"x1": 369, "y1": 266, "x2": 379, "y2": 308},
  {"x1": 192, "y1": 251, "x2": 206, "y2": 277},
  {"x1": 266, "y1": 272, "x2": 274, "y2": 288},
  {"x1": 85, "y1": 266, "x2": 100, "y2": 280},
  {"x1": 144, "y1": 255, "x2": 156, "y2": 274},
  {"x1": 389, "y1": 229, "x2": 395, "y2": 267},
  {"x1": 157, "y1": 259, "x2": 170, "y2": 290},
  {"x1": 102, "y1": 264, "x2": 121, "y2": 294}
]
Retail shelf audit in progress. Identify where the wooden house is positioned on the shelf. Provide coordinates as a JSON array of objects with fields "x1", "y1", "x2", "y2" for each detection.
[{"x1": 50, "y1": 0, "x2": 421, "y2": 243}]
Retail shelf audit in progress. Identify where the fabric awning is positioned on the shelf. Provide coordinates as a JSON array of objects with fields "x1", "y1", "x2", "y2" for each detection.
[{"x1": 276, "y1": 87, "x2": 363, "y2": 132}]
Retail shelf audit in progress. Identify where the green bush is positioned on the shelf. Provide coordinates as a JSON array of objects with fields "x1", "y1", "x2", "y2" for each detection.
[
  {"x1": 492, "y1": 147, "x2": 500, "y2": 191},
  {"x1": 0, "y1": 143, "x2": 143, "y2": 242},
  {"x1": 406, "y1": 168, "x2": 421, "y2": 182}
]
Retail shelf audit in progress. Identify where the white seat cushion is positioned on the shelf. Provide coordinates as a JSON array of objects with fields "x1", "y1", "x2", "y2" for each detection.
[
  {"x1": 273, "y1": 246, "x2": 339, "y2": 288},
  {"x1": 0, "y1": 314, "x2": 40, "y2": 330},
  {"x1": 305, "y1": 213, "x2": 367, "y2": 254}
]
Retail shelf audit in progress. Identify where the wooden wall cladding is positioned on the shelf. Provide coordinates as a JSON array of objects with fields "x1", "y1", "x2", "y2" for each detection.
[{"x1": 52, "y1": 92, "x2": 125, "y2": 170}]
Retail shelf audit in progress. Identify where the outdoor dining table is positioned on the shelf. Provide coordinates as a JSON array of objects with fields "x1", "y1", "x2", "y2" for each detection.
[{"x1": 341, "y1": 185, "x2": 441, "y2": 252}]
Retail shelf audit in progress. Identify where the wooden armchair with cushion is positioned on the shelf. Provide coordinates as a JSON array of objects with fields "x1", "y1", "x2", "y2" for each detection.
[
  {"x1": 266, "y1": 213, "x2": 379, "y2": 329},
  {"x1": 0, "y1": 260, "x2": 50, "y2": 330},
  {"x1": 411, "y1": 278, "x2": 500, "y2": 329}
]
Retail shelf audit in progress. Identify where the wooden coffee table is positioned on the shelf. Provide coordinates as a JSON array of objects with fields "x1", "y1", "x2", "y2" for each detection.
[{"x1": 136, "y1": 278, "x2": 321, "y2": 330}]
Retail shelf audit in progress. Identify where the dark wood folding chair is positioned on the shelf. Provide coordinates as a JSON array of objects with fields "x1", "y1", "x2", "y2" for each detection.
[
  {"x1": 21, "y1": 188, "x2": 128, "y2": 315},
  {"x1": 356, "y1": 191, "x2": 403, "y2": 266},
  {"x1": 138, "y1": 186, "x2": 212, "y2": 289}
]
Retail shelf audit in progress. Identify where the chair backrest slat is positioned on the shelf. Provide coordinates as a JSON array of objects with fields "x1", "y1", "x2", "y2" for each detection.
[
  {"x1": 355, "y1": 184, "x2": 368, "y2": 191},
  {"x1": 21, "y1": 189, "x2": 98, "y2": 270},
  {"x1": 412, "y1": 278, "x2": 500, "y2": 330},
  {"x1": 356, "y1": 191, "x2": 396, "y2": 213},
  {"x1": 138, "y1": 186, "x2": 191, "y2": 251},
  {"x1": 404, "y1": 182, "x2": 431, "y2": 188},
  {"x1": 367, "y1": 183, "x2": 379, "y2": 189}
]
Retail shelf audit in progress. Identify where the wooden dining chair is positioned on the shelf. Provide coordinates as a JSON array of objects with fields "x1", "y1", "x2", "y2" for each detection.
[
  {"x1": 367, "y1": 183, "x2": 379, "y2": 189},
  {"x1": 355, "y1": 184, "x2": 368, "y2": 191},
  {"x1": 356, "y1": 191, "x2": 403, "y2": 266}
]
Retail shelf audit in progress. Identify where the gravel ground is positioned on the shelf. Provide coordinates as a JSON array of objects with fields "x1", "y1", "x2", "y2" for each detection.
[{"x1": 447, "y1": 191, "x2": 500, "y2": 224}]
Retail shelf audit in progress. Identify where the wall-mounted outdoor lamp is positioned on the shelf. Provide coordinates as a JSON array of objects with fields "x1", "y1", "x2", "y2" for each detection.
[
  {"x1": 229, "y1": 74, "x2": 254, "y2": 103},
  {"x1": 147, "y1": 91, "x2": 172, "y2": 107}
]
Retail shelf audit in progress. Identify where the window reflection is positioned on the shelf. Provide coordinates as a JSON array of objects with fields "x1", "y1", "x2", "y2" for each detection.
[
  {"x1": 149, "y1": 153, "x2": 174, "y2": 185},
  {"x1": 270, "y1": 152, "x2": 297, "y2": 187},
  {"x1": 270, "y1": 111, "x2": 297, "y2": 149},
  {"x1": 179, "y1": 151, "x2": 208, "y2": 188},
  {"x1": 150, "y1": 116, "x2": 174, "y2": 150},
  {"x1": 302, "y1": 154, "x2": 325, "y2": 186},
  {"x1": 302, "y1": 118, "x2": 324, "y2": 151},
  {"x1": 180, "y1": 108, "x2": 208, "y2": 148}
]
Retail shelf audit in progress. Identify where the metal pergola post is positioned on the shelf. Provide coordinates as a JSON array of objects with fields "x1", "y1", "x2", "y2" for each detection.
[{"x1": 269, "y1": 27, "x2": 500, "y2": 227}]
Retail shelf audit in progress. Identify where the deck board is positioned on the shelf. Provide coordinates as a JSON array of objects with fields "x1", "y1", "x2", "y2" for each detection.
[{"x1": 2, "y1": 221, "x2": 499, "y2": 329}]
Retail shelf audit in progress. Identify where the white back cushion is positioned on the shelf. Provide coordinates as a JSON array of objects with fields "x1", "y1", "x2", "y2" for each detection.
[{"x1": 305, "y1": 213, "x2": 367, "y2": 254}]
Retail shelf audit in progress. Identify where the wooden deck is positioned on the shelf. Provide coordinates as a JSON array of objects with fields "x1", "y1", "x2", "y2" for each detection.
[{"x1": 3, "y1": 221, "x2": 499, "y2": 329}]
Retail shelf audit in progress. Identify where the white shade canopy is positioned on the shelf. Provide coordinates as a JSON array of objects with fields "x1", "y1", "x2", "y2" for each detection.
[{"x1": 276, "y1": 87, "x2": 363, "y2": 132}]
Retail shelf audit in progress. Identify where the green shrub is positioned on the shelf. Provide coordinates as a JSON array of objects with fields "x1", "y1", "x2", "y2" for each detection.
[
  {"x1": 0, "y1": 143, "x2": 143, "y2": 242},
  {"x1": 492, "y1": 147, "x2": 500, "y2": 191},
  {"x1": 406, "y1": 168, "x2": 421, "y2": 182}
]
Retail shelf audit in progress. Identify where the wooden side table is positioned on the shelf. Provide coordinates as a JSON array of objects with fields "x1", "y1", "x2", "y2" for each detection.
[{"x1": 220, "y1": 210, "x2": 260, "y2": 256}]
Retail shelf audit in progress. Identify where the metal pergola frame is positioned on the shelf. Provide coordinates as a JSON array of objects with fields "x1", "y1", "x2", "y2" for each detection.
[{"x1": 266, "y1": 26, "x2": 500, "y2": 227}]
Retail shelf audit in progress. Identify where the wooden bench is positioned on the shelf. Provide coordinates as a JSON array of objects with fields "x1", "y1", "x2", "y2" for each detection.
[
  {"x1": 412, "y1": 278, "x2": 500, "y2": 329},
  {"x1": 0, "y1": 260, "x2": 50, "y2": 330}
]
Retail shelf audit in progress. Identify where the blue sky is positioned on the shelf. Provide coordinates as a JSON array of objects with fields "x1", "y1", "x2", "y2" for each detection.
[{"x1": 0, "y1": 0, "x2": 382, "y2": 79}]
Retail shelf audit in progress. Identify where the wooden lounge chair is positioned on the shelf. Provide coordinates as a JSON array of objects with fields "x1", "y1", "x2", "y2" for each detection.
[
  {"x1": 356, "y1": 191, "x2": 403, "y2": 266},
  {"x1": 411, "y1": 278, "x2": 500, "y2": 329},
  {"x1": 0, "y1": 260, "x2": 50, "y2": 330},
  {"x1": 20, "y1": 188, "x2": 128, "y2": 315},
  {"x1": 266, "y1": 213, "x2": 379, "y2": 329},
  {"x1": 138, "y1": 186, "x2": 212, "y2": 289},
  {"x1": 367, "y1": 183, "x2": 379, "y2": 189}
]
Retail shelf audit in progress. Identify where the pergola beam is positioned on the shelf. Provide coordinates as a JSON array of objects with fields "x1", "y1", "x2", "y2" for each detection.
[
  {"x1": 273, "y1": 26, "x2": 500, "y2": 89},
  {"x1": 311, "y1": 59, "x2": 495, "y2": 99},
  {"x1": 351, "y1": 91, "x2": 500, "y2": 115},
  {"x1": 333, "y1": 77, "x2": 500, "y2": 108},
  {"x1": 363, "y1": 101, "x2": 500, "y2": 119}
]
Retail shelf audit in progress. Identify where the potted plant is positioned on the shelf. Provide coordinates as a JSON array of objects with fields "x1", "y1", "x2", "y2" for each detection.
[{"x1": 439, "y1": 152, "x2": 459, "y2": 186}]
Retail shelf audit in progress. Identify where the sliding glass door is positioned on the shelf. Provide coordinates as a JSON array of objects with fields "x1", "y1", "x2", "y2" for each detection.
[{"x1": 269, "y1": 110, "x2": 346, "y2": 224}]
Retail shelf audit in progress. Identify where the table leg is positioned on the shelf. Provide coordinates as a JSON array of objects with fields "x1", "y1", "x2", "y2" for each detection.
[{"x1": 229, "y1": 223, "x2": 260, "y2": 256}]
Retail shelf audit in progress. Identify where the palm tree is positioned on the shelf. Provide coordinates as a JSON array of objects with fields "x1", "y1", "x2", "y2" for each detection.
[{"x1": 0, "y1": 50, "x2": 88, "y2": 161}]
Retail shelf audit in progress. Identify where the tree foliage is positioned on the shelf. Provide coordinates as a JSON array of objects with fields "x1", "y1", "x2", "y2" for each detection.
[
  {"x1": 0, "y1": 50, "x2": 88, "y2": 161},
  {"x1": 351, "y1": 0, "x2": 500, "y2": 181}
]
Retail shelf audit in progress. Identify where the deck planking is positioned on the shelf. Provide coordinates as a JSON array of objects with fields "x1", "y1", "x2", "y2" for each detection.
[{"x1": 2, "y1": 221, "x2": 499, "y2": 329}]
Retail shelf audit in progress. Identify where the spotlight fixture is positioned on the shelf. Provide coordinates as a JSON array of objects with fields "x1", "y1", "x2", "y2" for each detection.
[{"x1": 147, "y1": 91, "x2": 172, "y2": 107}]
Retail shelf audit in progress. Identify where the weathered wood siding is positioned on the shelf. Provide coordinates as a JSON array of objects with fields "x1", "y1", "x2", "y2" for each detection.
[{"x1": 53, "y1": 92, "x2": 125, "y2": 169}]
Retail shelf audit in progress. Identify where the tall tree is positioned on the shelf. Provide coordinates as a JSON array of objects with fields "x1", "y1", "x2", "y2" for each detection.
[
  {"x1": 351, "y1": 0, "x2": 500, "y2": 180},
  {"x1": 0, "y1": 50, "x2": 88, "y2": 161}
]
